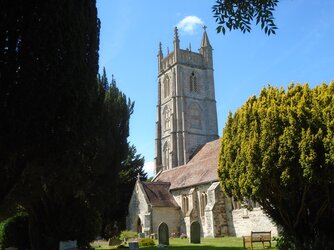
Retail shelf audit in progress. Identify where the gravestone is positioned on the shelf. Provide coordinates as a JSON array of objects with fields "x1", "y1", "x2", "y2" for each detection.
[
  {"x1": 59, "y1": 240, "x2": 77, "y2": 250},
  {"x1": 5, "y1": 248, "x2": 18, "y2": 250},
  {"x1": 158, "y1": 222, "x2": 169, "y2": 246},
  {"x1": 190, "y1": 221, "x2": 201, "y2": 244},
  {"x1": 138, "y1": 232, "x2": 145, "y2": 238},
  {"x1": 129, "y1": 241, "x2": 139, "y2": 250}
]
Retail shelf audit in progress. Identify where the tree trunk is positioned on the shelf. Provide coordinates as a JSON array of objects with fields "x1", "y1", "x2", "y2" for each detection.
[{"x1": 29, "y1": 212, "x2": 41, "y2": 250}]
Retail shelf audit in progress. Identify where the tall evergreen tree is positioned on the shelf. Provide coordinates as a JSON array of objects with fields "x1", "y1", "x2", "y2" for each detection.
[
  {"x1": 115, "y1": 144, "x2": 146, "y2": 230},
  {"x1": 0, "y1": 0, "x2": 100, "y2": 248},
  {"x1": 95, "y1": 70, "x2": 146, "y2": 237}
]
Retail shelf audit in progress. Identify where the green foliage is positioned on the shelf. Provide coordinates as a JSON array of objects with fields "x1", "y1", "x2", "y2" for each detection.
[
  {"x1": 27, "y1": 194, "x2": 101, "y2": 249},
  {"x1": 0, "y1": 0, "x2": 102, "y2": 249},
  {"x1": 0, "y1": 224, "x2": 3, "y2": 250},
  {"x1": 138, "y1": 238, "x2": 155, "y2": 246},
  {"x1": 95, "y1": 70, "x2": 146, "y2": 235},
  {"x1": 213, "y1": 0, "x2": 278, "y2": 35},
  {"x1": 1, "y1": 0, "x2": 145, "y2": 248},
  {"x1": 0, "y1": 0, "x2": 101, "y2": 216},
  {"x1": 119, "y1": 230, "x2": 137, "y2": 242},
  {"x1": 218, "y1": 82, "x2": 334, "y2": 249},
  {"x1": 274, "y1": 236, "x2": 296, "y2": 250},
  {"x1": 0, "y1": 213, "x2": 30, "y2": 250}
]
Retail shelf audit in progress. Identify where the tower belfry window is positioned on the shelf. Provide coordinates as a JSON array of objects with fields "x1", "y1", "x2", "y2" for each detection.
[{"x1": 190, "y1": 72, "x2": 198, "y2": 92}]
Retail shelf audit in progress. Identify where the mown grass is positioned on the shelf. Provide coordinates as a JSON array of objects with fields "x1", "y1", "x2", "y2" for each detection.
[{"x1": 93, "y1": 237, "x2": 276, "y2": 250}]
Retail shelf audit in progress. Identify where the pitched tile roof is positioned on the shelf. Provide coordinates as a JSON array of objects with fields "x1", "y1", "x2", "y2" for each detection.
[
  {"x1": 141, "y1": 181, "x2": 179, "y2": 208},
  {"x1": 154, "y1": 139, "x2": 221, "y2": 190}
]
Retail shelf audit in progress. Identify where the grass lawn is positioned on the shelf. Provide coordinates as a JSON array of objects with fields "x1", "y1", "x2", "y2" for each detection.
[{"x1": 93, "y1": 237, "x2": 276, "y2": 250}]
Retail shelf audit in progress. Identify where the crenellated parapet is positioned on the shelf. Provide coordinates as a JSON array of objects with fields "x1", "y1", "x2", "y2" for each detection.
[{"x1": 158, "y1": 26, "x2": 213, "y2": 75}]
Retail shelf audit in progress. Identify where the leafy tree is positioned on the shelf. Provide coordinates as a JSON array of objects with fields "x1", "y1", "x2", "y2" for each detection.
[
  {"x1": 212, "y1": 0, "x2": 278, "y2": 35},
  {"x1": 218, "y1": 82, "x2": 334, "y2": 249}
]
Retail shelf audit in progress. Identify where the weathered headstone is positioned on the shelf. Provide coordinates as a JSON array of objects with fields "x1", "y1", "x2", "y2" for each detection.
[
  {"x1": 59, "y1": 240, "x2": 77, "y2": 250},
  {"x1": 129, "y1": 241, "x2": 139, "y2": 250},
  {"x1": 158, "y1": 222, "x2": 169, "y2": 246},
  {"x1": 138, "y1": 232, "x2": 145, "y2": 238},
  {"x1": 5, "y1": 247, "x2": 18, "y2": 250},
  {"x1": 190, "y1": 221, "x2": 201, "y2": 244}
]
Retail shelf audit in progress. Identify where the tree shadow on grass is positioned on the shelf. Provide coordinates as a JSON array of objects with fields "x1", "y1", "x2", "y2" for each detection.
[{"x1": 142, "y1": 246, "x2": 244, "y2": 250}]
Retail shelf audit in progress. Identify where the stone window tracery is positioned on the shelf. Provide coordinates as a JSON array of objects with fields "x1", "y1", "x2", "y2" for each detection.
[
  {"x1": 163, "y1": 106, "x2": 171, "y2": 130},
  {"x1": 190, "y1": 72, "x2": 198, "y2": 92}
]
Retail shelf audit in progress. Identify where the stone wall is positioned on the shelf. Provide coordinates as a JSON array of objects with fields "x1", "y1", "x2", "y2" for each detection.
[
  {"x1": 207, "y1": 182, "x2": 229, "y2": 237},
  {"x1": 170, "y1": 182, "x2": 278, "y2": 238},
  {"x1": 229, "y1": 207, "x2": 278, "y2": 237},
  {"x1": 151, "y1": 207, "x2": 181, "y2": 236}
]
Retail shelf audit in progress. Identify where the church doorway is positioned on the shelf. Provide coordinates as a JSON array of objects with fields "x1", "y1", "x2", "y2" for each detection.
[{"x1": 136, "y1": 217, "x2": 142, "y2": 233}]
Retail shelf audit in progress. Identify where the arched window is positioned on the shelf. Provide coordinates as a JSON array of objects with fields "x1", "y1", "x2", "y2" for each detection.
[
  {"x1": 163, "y1": 142, "x2": 170, "y2": 170},
  {"x1": 163, "y1": 106, "x2": 171, "y2": 130},
  {"x1": 136, "y1": 217, "x2": 142, "y2": 233},
  {"x1": 190, "y1": 103, "x2": 201, "y2": 129},
  {"x1": 182, "y1": 195, "x2": 189, "y2": 214},
  {"x1": 200, "y1": 192, "x2": 208, "y2": 216},
  {"x1": 164, "y1": 76, "x2": 170, "y2": 98},
  {"x1": 190, "y1": 72, "x2": 198, "y2": 92}
]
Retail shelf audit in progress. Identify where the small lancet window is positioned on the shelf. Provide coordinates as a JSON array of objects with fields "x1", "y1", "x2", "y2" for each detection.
[
  {"x1": 182, "y1": 195, "x2": 189, "y2": 214},
  {"x1": 200, "y1": 192, "x2": 208, "y2": 216},
  {"x1": 190, "y1": 72, "x2": 198, "y2": 92},
  {"x1": 164, "y1": 76, "x2": 170, "y2": 98},
  {"x1": 163, "y1": 142, "x2": 170, "y2": 170}
]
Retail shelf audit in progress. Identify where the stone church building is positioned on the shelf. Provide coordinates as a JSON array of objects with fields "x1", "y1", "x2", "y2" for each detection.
[{"x1": 127, "y1": 27, "x2": 277, "y2": 238}]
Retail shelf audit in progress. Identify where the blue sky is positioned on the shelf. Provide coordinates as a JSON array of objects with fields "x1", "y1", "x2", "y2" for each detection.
[{"x1": 96, "y1": 0, "x2": 334, "y2": 177}]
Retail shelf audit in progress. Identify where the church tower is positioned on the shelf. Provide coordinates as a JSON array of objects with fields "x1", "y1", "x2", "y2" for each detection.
[{"x1": 155, "y1": 27, "x2": 219, "y2": 174}]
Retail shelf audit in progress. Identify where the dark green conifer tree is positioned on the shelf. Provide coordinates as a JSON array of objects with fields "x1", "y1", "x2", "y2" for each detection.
[
  {"x1": 95, "y1": 70, "x2": 146, "y2": 237},
  {"x1": 0, "y1": 1, "x2": 100, "y2": 248}
]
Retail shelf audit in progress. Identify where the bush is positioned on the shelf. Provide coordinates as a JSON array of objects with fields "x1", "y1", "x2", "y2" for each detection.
[
  {"x1": 138, "y1": 238, "x2": 155, "y2": 246},
  {"x1": 274, "y1": 236, "x2": 296, "y2": 250},
  {"x1": 119, "y1": 230, "x2": 137, "y2": 242},
  {"x1": 0, "y1": 221, "x2": 5, "y2": 250},
  {"x1": 0, "y1": 213, "x2": 30, "y2": 250}
]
